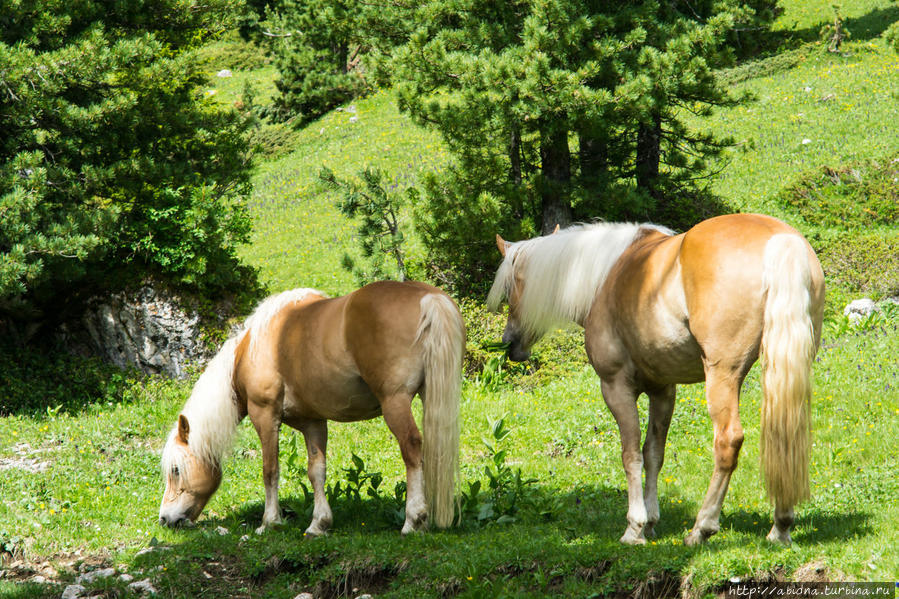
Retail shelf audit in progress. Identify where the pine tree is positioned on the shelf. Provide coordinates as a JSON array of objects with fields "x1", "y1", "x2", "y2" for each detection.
[
  {"x1": 263, "y1": 0, "x2": 367, "y2": 121},
  {"x1": 0, "y1": 0, "x2": 255, "y2": 327},
  {"x1": 388, "y1": 0, "x2": 775, "y2": 293}
]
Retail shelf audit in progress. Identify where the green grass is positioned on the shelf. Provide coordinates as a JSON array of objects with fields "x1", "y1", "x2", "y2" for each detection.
[
  {"x1": 239, "y1": 89, "x2": 447, "y2": 296},
  {"x1": 3, "y1": 2, "x2": 899, "y2": 597},
  {"x1": 2, "y1": 320, "x2": 897, "y2": 597}
]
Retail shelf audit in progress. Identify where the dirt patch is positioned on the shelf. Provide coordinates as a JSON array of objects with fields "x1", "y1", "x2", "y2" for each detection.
[
  {"x1": 0, "y1": 550, "x2": 111, "y2": 585},
  {"x1": 0, "y1": 442, "x2": 52, "y2": 473},
  {"x1": 793, "y1": 560, "x2": 832, "y2": 583},
  {"x1": 313, "y1": 562, "x2": 402, "y2": 598}
]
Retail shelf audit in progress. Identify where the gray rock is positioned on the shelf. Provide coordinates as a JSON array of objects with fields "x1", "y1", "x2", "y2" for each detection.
[
  {"x1": 63, "y1": 285, "x2": 215, "y2": 377},
  {"x1": 76, "y1": 567, "x2": 116, "y2": 584},
  {"x1": 61, "y1": 585, "x2": 86, "y2": 599},
  {"x1": 844, "y1": 298, "x2": 878, "y2": 324},
  {"x1": 217, "y1": 69, "x2": 233, "y2": 78},
  {"x1": 129, "y1": 579, "x2": 158, "y2": 594},
  {"x1": 294, "y1": 594, "x2": 315, "y2": 599}
]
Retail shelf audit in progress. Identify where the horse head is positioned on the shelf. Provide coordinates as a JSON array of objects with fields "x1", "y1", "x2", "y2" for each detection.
[
  {"x1": 491, "y1": 233, "x2": 538, "y2": 362},
  {"x1": 159, "y1": 414, "x2": 222, "y2": 527}
]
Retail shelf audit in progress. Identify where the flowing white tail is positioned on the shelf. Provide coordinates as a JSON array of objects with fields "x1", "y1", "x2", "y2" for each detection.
[
  {"x1": 415, "y1": 293, "x2": 464, "y2": 527},
  {"x1": 760, "y1": 234, "x2": 818, "y2": 508}
]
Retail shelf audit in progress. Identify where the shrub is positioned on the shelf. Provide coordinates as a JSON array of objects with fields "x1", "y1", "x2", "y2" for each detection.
[
  {"x1": 816, "y1": 230, "x2": 899, "y2": 300},
  {"x1": 778, "y1": 159, "x2": 899, "y2": 228},
  {"x1": 0, "y1": 0, "x2": 258, "y2": 323},
  {"x1": 263, "y1": 0, "x2": 368, "y2": 123},
  {"x1": 885, "y1": 21, "x2": 899, "y2": 54}
]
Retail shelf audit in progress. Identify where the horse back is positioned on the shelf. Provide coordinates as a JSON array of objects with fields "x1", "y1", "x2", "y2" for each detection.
[
  {"x1": 342, "y1": 280, "x2": 452, "y2": 395},
  {"x1": 236, "y1": 281, "x2": 448, "y2": 424}
]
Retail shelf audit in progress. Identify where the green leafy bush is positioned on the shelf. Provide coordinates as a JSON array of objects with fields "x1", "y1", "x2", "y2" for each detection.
[
  {"x1": 885, "y1": 21, "x2": 899, "y2": 54},
  {"x1": 458, "y1": 298, "x2": 587, "y2": 390},
  {"x1": 263, "y1": 0, "x2": 368, "y2": 123},
  {"x1": 0, "y1": 0, "x2": 258, "y2": 322},
  {"x1": 197, "y1": 34, "x2": 271, "y2": 72},
  {"x1": 817, "y1": 230, "x2": 899, "y2": 299},
  {"x1": 778, "y1": 159, "x2": 899, "y2": 228}
]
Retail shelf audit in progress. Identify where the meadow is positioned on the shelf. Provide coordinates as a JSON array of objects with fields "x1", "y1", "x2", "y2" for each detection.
[{"x1": 1, "y1": 1, "x2": 898, "y2": 597}]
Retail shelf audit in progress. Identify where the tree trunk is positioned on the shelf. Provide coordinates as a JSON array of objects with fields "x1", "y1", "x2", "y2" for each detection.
[
  {"x1": 509, "y1": 126, "x2": 522, "y2": 185},
  {"x1": 334, "y1": 41, "x2": 349, "y2": 74},
  {"x1": 540, "y1": 126, "x2": 572, "y2": 235},
  {"x1": 636, "y1": 114, "x2": 662, "y2": 200},
  {"x1": 578, "y1": 129, "x2": 607, "y2": 178}
]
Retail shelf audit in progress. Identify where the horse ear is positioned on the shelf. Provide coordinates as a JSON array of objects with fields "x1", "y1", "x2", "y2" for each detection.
[
  {"x1": 177, "y1": 414, "x2": 190, "y2": 444},
  {"x1": 496, "y1": 234, "x2": 511, "y2": 257}
]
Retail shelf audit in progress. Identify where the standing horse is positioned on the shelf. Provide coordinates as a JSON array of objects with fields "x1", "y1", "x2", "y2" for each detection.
[
  {"x1": 487, "y1": 214, "x2": 824, "y2": 546},
  {"x1": 159, "y1": 281, "x2": 464, "y2": 535}
]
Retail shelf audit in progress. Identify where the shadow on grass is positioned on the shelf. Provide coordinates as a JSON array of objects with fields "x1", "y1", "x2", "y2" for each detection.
[
  {"x1": 720, "y1": 507, "x2": 871, "y2": 544},
  {"x1": 0, "y1": 341, "x2": 143, "y2": 418},
  {"x1": 759, "y1": 5, "x2": 899, "y2": 51},
  {"x1": 111, "y1": 485, "x2": 873, "y2": 599}
]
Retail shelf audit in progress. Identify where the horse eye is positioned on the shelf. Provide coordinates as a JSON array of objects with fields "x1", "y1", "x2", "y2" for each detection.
[{"x1": 172, "y1": 466, "x2": 180, "y2": 477}]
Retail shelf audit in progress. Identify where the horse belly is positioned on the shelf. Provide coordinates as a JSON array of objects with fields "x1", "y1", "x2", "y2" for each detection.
[
  {"x1": 281, "y1": 374, "x2": 382, "y2": 424},
  {"x1": 629, "y1": 313, "x2": 705, "y2": 385}
]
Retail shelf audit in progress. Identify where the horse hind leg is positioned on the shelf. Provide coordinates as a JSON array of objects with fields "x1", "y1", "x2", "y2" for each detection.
[
  {"x1": 381, "y1": 392, "x2": 427, "y2": 534},
  {"x1": 601, "y1": 376, "x2": 648, "y2": 545},
  {"x1": 642, "y1": 385, "x2": 675, "y2": 538},
  {"x1": 767, "y1": 504, "x2": 794, "y2": 544},
  {"x1": 301, "y1": 420, "x2": 332, "y2": 536},
  {"x1": 685, "y1": 370, "x2": 744, "y2": 546}
]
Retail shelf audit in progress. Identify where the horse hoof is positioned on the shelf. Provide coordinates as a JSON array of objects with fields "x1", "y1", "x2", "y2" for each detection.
[
  {"x1": 255, "y1": 518, "x2": 283, "y2": 535},
  {"x1": 619, "y1": 530, "x2": 647, "y2": 545},
  {"x1": 304, "y1": 523, "x2": 330, "y2": 537},
  {"x1": 765, "y1": 528, "x2": 791, "y2": 545},
  {"x1": 684, "y1": 530, "x2": 707, "y2": 546}
]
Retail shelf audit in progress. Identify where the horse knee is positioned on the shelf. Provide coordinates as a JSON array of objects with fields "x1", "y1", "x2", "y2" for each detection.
[{"x1": 714, "y1": 430, "x2": 744, "y2": 471}]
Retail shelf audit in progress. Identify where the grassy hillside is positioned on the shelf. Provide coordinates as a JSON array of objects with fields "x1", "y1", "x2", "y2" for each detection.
[{"x1": 2, "y1": 2, "x2": 898, "y2": 597}]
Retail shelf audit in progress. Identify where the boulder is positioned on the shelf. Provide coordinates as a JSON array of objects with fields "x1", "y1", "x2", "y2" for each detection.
[{"x1": 64, "y1": 285, "x2": 216, "y2": 377}]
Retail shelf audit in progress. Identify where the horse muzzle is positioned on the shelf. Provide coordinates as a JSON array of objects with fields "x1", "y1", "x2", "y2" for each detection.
[
  {"x1": 158, "y1": 511, "x2": 196, "y2": 528},
  {"x1": 502, "y1": 329, "x2": 531, "y2": 362}
]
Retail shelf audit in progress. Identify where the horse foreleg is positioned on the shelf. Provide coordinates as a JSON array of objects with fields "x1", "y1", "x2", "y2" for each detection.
[
  {"x1": 601, "y1": 377, "x2": 647, "y2": 545},
  {"x1": 301, "y1": 420, "x2": 332, "y2": 536},
  {"x1": 249, "y1": 403, "x2": 283, "y2": 534},
  {"x1": 381, "y1": 393, "x2": 427, "y2": 534},
  {"x1": 685, "y1": 372, "x2": 744, "y2": 546},
  {"x1": 643, "y1": 385, "x2": 675, "y2": 538}
]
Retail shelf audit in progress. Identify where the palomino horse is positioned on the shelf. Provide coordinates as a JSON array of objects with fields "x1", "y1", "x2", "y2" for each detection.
[
  {"x1": 159, "y1": 281, "x2": 464, "y2": 535},
  {"x1": 487, "y1": 214, "x2": 824, "y2": 546}
]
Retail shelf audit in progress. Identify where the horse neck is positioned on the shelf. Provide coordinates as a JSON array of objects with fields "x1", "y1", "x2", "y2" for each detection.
[
  {"x1": 176, "y1": 337, "x2": 242, "y2": 468},
  {"x1": 517, "y1": 223, "x2": 643, "y2": 334}
]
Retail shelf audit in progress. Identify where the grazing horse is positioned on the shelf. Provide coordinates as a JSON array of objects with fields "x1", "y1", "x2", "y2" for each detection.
[
  {"x1": 487, "y1": 214, "x2": 824, "y2": 546},
  {"x1": 159, "y1": 281, "x2": 464, "y2": 535}
]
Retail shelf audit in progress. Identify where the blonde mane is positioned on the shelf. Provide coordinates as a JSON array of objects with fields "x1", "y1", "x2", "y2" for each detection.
[
  {"x1": 161, "y1": 287, "x2": 325, "y2": 474},
  {"x1": 487, "y1": 223, "x2": 673, "y2": 339}
]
